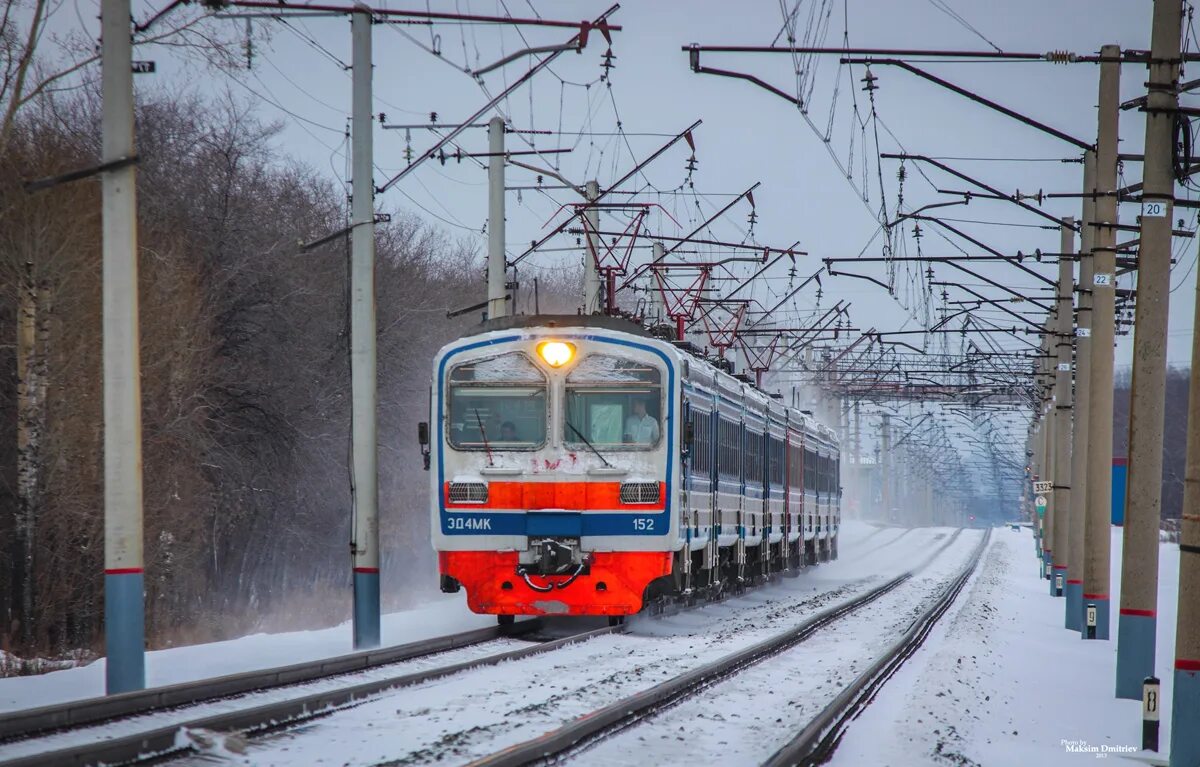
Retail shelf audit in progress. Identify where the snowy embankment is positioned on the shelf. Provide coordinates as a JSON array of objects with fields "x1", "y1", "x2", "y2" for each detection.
[
  {"x1": 831, "y1": 526, "x2": 1178, "y2": 766},
  {"x1": 0, "y1": 596, "x2": 498, "y2": 713}
]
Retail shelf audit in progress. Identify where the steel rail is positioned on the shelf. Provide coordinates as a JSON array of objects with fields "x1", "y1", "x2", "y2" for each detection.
[
  {"x1": 466, "y1": 529, "x2": 972, "y2": 767},
  {"x1": 764, "y1": 528, "x2": 992, "y2": 766},
  {"x1": 0, "y1": 624, "x2": 629, "y2": 767}
]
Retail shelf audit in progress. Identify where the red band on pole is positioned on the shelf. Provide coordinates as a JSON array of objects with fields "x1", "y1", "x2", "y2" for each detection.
[
  {"x1": 1066, "y1": 578, "x2": 1083, "y2": 584},
  {"x1": 353, "y1": 567, "x2": 380, "y2": 574},
  {"x1": 1176, "y1": 658, "x2": 1200, "y2": 671},
  {"x1": 1119, "y1": 608, "x2": 1156, "y2": 617},
  {"x1": 105, "y1": 567, "x2": 144, "y2": 575},
  {"x1": 1083, "y1": 593, "x2": 1109, "y2": 600},
  {"x1": 1053, "y1": 564, "x2": 1068, "y2": 570}
]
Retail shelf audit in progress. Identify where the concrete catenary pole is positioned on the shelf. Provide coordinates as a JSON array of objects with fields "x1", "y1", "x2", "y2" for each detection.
[
  {"x1": 1051, "y1": 217, "x2": 1075, "y2": 599},
  {"x1": 486, "y1": 116, "x2": 507, "y2": 320},
  {"x1": 1169, "y1": 237, "x2": 1200, "y2": 767},
  {"x1": 1117, "y1": 0, "x2": 1181, "y2": 699},
  {"x1": 350, "y1": 8, "x2": 380, "y2": 650},
  {"x1": 1067, "y1": 150, "x2": 1097, "y2": 631},
  {"x1": 881, "y1": 414, "x2": 891, "y2": 521},
  {"x1": 1041, "y1": 341, "x2": 1055, "y2": 582},
  {"x1": 102, "y1": 0, "x2": 146, "y2": 695},
  {"x1": 584, "y1": 180, "x2": 602, "y2": 314},
  {"x1": 1083, "y1": 44, "x2": 1121, "y2": 641},
  {"x1": 651, "y1": 241, "x2": 668, "y2": 328}
]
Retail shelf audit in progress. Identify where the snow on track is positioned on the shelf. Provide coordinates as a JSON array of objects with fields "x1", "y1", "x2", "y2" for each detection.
[{"x1": 189, "y1": 524, "x2": 962, "y2": 767}]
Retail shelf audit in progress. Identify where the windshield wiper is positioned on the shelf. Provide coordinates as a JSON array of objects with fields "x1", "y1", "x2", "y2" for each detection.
[
  {"x1": 565, "y1": 420, "x2": 613, "y2": 468},
  {"x1": 473, "y1": 408, "x2": 494, "y2": 467}
]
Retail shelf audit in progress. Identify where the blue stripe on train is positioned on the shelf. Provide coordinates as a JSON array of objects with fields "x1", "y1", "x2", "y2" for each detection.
[{"x1": 442, "y1": 511, "x2": 665, "y2": 537}]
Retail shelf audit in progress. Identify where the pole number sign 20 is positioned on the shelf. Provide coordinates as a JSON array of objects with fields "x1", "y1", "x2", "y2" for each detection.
[{"x1": 1142, "y1": 200, "x2": 1168, "y2": 218}]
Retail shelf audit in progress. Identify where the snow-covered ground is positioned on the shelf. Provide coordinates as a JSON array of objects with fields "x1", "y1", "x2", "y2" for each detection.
[
  {"x1": 831, "y1": 525, "x2": 1178, "y2": 766},
  {"x1": 170, "y1": 525, "x2": 974, "y2": 766},
  {"x1": 0, "y1": 595, "x2": 498, "y2": 712},
  {"x1": 11, "y1": 522, "x2": 1170, "y2": 767}
]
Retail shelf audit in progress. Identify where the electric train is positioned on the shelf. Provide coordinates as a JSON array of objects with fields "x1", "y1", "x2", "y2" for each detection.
[{"x1": 421, "y1": 314, "x2": 841, "y2": 623}]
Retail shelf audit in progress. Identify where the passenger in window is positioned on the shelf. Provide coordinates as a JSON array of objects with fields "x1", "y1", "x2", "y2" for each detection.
[
  {"x1": 624, "y1": 398, "x2": 660, "y2": 445},
  {"x1": 500, "y1": 421, "x2": 518, "y2": 442}
]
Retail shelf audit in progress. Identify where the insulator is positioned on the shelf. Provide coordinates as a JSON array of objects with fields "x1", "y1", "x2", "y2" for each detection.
[
  {"x1": 1045, "y1": 50, "x2": 1076, "y2": 64},
  {"x1": 430, "y1": 111, "x2": 438, "y2": 122}
]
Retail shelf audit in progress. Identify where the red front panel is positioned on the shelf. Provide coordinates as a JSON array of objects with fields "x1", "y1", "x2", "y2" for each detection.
[
  {"x1": 443, "y1": 481, "x2": 666, "y2": 511},
  {"x1": 440, "y1": 550, "x2": 673, "y2": 616}
]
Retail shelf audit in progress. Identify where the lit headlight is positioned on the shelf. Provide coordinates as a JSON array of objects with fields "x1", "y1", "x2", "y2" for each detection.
[{"x1": 537, "y1": 340, "x2": 575, "y2": 368}]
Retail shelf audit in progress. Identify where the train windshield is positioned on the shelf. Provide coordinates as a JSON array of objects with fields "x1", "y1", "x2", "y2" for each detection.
[
  {"x1": 447, "y1": 353, "x2": 547, "y2": 450},
  {"x1": 564, "y1": 355, "x2": 663, "y2": 450}
]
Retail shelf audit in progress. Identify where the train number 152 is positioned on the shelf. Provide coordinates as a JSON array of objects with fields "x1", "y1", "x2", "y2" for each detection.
[{"x1": 633, "y1": 517, "x2": 655, "y2": 531}]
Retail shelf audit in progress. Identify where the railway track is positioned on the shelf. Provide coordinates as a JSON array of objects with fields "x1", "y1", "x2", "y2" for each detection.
[
  {"x1": 465, "y1": 528, "x2": 986, "y2": 767},
  {"x1": 0, "y1": 621, "x2": 620, "y2": 767}
]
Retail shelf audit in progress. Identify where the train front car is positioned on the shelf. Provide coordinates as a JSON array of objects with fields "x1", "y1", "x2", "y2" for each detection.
[{"x1": 428, "y1": 316, "x2": 678, "y2": 622}]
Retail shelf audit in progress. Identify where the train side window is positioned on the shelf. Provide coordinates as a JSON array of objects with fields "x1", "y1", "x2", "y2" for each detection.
[
  {"x1": 690, "y1": 410, "x2": 712, "y2": 477},
  {"x1": 805, "y1": 448, "x2": 818, "y2": 492},
  {"x1": 718, "y1": 417, "x2": 739, "y2": 481},
  {"x1": 768, "y1": 436, "x2": 783, "y2": 487},
  {"x1": 447, "y1": 352, "x2": 547, "y2": 450},
  {"x1": 745, "y1": 430, "x2": 763, "y2": 486}
]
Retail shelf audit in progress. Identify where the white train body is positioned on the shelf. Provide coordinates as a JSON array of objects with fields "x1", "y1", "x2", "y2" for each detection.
[{"x1": 428, "y1": 316, "x2": 840, "y2": 618}]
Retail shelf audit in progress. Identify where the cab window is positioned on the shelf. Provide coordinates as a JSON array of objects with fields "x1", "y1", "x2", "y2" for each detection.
[
  {"x1": 564, "y1": 354, "x2": 663, "y2": 449},
  {"x1": 447, "y1": 353, "x2": 546, "y2": 450}
]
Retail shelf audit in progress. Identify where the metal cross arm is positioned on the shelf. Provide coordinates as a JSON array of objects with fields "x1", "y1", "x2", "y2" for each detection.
[
  {"x1": 844, "y1": 59, "x2": 1091, "y2": 151},
  {"x1": 885, "y1": 154, "x2": 1082, "y2": 231},
  {"x1": 221, "y1": 1, "x2": 622, "y2": 32},
  {"x1": 682, "y1": 44, "x2": 1061, "y2": 61}
]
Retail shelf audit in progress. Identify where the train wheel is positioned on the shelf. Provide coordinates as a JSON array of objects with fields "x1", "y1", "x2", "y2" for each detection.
[
  {"x1": 497, "y1": 614, "x2": 515, "y2": 627},
  {"x1": 608, "y1": 615, "x2": 625, "y2": 627}
]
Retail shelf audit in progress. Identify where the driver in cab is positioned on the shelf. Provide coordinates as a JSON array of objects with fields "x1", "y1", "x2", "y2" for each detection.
[{"x1": 623, "y1": 398, "x2": 659, "y2": 445}]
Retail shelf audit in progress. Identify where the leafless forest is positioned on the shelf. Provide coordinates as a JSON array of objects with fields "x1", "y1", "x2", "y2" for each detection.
[{"x1": 0, "y1": 89, "x2": 579, "y2": 661}]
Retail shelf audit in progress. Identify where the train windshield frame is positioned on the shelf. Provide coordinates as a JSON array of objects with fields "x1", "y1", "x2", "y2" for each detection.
[
  {"x1": 446, "y1": 352, "x2": 548, "y2": 451},
  {"x1": 563, "y1": 354, "x2": 664, "y2": 451}
]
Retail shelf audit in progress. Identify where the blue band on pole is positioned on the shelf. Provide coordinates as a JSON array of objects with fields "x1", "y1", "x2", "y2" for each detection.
[
  {"x1": 1115, "y1": 612, "x2": 1157, "y2": 699},
  {"x1": 1170, "y1": 667, "x2": 1200, "y2": 764},
  {"x1": 1065, "y1": 581, "x2": 1082, "y2": 631},
  {"x1": 353, "y1": 570, "x2": 381, "y2": 649},
  {"x1": 105, "y1": 571, "x2": 145, "y2": 694}
]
